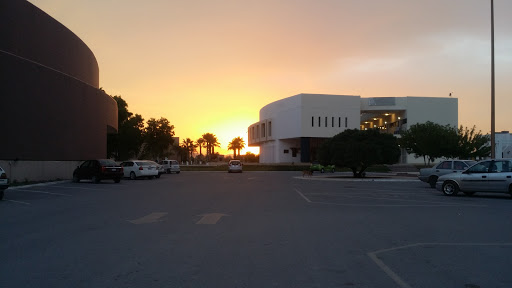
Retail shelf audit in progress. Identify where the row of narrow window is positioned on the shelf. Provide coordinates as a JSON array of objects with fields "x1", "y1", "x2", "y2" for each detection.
[
  {"x1": 312, "y1": 117, "x2": 348, "y2": 128},
  {"x1": 250, "y1": 121, "x2": 272, "y2": 140}
]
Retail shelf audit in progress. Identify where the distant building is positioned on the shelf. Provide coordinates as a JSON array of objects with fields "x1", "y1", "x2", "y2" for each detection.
[
  {"x1": 495, "y1": 131, "x2": 512, "y2": 159},
  {"x1": 248, "y1": 94, "x2": 458, "y2": 164}
]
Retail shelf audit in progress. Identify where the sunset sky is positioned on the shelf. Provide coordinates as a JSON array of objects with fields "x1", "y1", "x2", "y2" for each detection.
[{"x1": 29, "y1": 0, "x2": 512, "y2": 155}]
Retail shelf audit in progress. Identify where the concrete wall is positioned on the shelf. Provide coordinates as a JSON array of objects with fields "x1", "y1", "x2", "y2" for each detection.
[
  {"x1": 0, "y1": 1, "x2": 118, "y2": 161},
  {"x1": 0, "y1": 160, "x2": 81, "y2": 183}
]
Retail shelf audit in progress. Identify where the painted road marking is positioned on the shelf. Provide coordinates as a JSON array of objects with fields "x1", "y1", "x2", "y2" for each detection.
[
  {"x1": 196, "y1": 213, "x2": 230, "y2": 224},
  {"x1": 5, "y1": 199, "x2": 31, "y2": 205},
  {"x1": 368, "y1": 242, "x2": 512, "y2": 288},
  {"x1": 128, "y1": 212, "x2": 168, "y2": 224},
  {"x1": 56, "y1": 186, "x2": 110, "y2": 191},
  {"x1": 295, "y1": 188, "x2": 486, "y2": 207},
  {"x1": 13, "y1": 189, "x2": 71, "y2": 196},
  {"x1": 294, "y1": 188, "x2": 312, "y2": 203}
]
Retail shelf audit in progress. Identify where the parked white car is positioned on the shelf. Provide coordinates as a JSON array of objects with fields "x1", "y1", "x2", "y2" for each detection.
[
  {"x1": 120, "y1": 160, "x2": 159, "y2": 180},
  {"x1": 159, "y1": 159, "x2": 180, "y2": 174},
  {"x1": 0, "y1": 165, "x2": 9, "y2": 200}
]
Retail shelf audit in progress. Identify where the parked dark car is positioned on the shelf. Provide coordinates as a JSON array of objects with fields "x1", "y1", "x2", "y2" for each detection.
[
  {"x1": 72, "y1": 159, "x2": 123, "y2": 183},
  {"x1": 0, "y1": 165, "x2": 9, "y2": 200}
]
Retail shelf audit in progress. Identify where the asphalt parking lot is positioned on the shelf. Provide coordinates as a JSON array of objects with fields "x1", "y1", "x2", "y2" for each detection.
[{"x1": 2, "y1": 172, "x2": 512, "y2": 288}]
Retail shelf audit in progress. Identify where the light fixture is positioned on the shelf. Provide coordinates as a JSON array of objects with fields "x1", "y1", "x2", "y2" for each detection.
[
  {"x1": 373, "y1": 118, "x2": 377, "y2": 121},
  {"x1": 398, "y1": 117, "x2": 401, "y2": 120},
  {"x1": 384, "y1": 113, "x2": 389, "y2": 116}
]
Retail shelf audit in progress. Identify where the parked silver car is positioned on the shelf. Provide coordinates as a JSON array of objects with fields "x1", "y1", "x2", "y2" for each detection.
[
  {"x1": 159, "y1": 159, "x2": 180, "y2": 174},
  {"x1": 418, "y1": 160, "x2": 476, "y2": 188},
  {"x1": 436, "y1": 159, "x2": 512, "y2": 196},
  {"x1": 228, "y1": 160, "x2": 243, "y2": 173}
]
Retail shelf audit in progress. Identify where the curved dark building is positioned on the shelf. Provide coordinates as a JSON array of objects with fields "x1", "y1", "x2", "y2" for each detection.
[{"x1": 0, "y1": 0, "x2": 117, "y2": 161}]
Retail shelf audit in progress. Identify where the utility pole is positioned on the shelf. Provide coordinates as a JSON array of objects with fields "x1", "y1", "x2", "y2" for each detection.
[{"x1": 490, "y1": 0, "x2": 496, "y2": 158}]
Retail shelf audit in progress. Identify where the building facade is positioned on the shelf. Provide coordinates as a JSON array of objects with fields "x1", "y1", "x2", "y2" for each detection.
[
  {"x1": 0, "y1": 1, "x2": 117, "y2": 161},
  {"x1": 249, "y1": 94, "x2": 458, "y2": 164}
]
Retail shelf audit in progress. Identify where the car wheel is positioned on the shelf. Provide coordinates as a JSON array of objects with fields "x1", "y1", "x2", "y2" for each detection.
[
  {"x1": 442, "y1": 181, "x2": 459, "y2": 196},
  {"x1": 166, "y1": 169, "x2": 171, "y2": 174},
  {"x1": 130, "y1": 172, "x2": 136, "y2": 180},
  {"x1": 331, "y1": 168, "x2": 335, "y2": 173},
  {"x1": 428, "y1": 176, "x2": 438, "y2": 188},
  {"x1": 156, "y1": 174, "x2": 161, "y2": 179},
  {"x1": 72, "y1": 174, "x2": 80, "y2": 183},
  {"x1": 176, "y1": 171, "x2": 180, "y2": 174},
  {"x1": 114, "y1": 178, "x2": 121, "y2": 183},
  {"x1": 509, "y1": 184, "x2": 512, "y2": 197},
  {"x1": 321, "y1": 168, "x2": 325, "y2": 173},
  {"x1": 92, "y1": 175, "x2": 100, "y2": 184},
  {"x1": 463, "y1": 191, "x2": 475, "y2": 196},
  {"x1": 0, "y1": 190, "x2": 4, "y2": 201}
]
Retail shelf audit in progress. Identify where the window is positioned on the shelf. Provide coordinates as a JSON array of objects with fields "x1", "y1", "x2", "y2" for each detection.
[
  {"x1": 312, "y1": 117, "x2": 314, "y2": 127},
  {"x1": 318, "y1": 117, "x2": 321, "y2": 127},
  {"x1": 325, "y1": 117, "x2": 327, "y2": 127},
  {"x1": 437, "y1": 161, "x2": 452, "y2": 169},
  {"x1": 332, "y1": 117, "x2": 334, "y2": 127},
  {"x1": 268, "y1": 121, "x2": 272, "y2": 136},
  {"x1": 284, "y1": 149, "x2": 289, "y2": 154},
  {"x1": 338, "y1": 117, "x2": 341, "y2": 127},
  {"x1": 345, "y1": 117, "x2": 348, "y2": 128},
  {"x1": 262, "y1": 123, "x2": 266, "y2": 137}
]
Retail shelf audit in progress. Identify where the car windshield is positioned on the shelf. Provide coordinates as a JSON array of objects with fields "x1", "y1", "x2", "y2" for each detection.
[{"x1": 98, "y1": 159, "x2": 118, "y2": 166}]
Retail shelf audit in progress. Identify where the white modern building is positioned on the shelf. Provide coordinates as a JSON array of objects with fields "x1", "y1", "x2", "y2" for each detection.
[
  {"x1": 495, "y1": 131, "x2": 512, "y2": 158},
  {"x1": 248, "y1": 93, "x2": 458, "y2": 164}
]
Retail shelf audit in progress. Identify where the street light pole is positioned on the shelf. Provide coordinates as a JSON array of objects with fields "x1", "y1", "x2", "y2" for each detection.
[{"x1": 491, "y1": 0, "x2": 496, "y2": 158}]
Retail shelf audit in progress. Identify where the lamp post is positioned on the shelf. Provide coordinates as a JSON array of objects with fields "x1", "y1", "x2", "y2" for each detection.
[{"x1": 491, "y1": 0, "x2": 496, "y2": 158}]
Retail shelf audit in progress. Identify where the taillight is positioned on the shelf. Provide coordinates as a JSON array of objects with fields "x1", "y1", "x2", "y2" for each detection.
[
  {"x1": 101, "y1": 166, "x2": 106, "y2": 172},
  {"x1": 139, "y1": 166, "x2": 143, "y2": 170},
  {"x1": 0, "y1": 172, "x2": 6, "y2": 179}
]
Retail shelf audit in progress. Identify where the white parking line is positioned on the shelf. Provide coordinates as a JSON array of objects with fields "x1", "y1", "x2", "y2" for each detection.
[
  {"x1": 13, "y1": 189, "x2": 71, "y2": 196},
  {"x1": 294, "y1": 188, "x2": 312, "y2": 203},
  {"x1": 5, "y1": 199, "x2": 31, "y2": 205},
  {"x1": 368, "y1": 242, "x2": 512, "y2": 288},
  {"x1": 56, "y1": 186, "x2": 110, "y2": 191},
  {"x1": 294, "y1": 176, "x2": 419, "y2": 182}
]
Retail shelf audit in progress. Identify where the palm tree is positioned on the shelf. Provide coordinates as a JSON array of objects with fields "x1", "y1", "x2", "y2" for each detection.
[
  {"x1": 196, "y1": 137, "x2": 205, "y2": 156},
  {"x1": 181, "y1": 138, "x2": 197, "y2": 162},
  {"x1": 234, "y1": 136, "x2": 245, "y2": 157},
  {"x1": 202, "y1": 133, "x2": 220, "y2": 161},
  {"x1": 228, "y1": 139, "x2": 237, "y2": 158}
]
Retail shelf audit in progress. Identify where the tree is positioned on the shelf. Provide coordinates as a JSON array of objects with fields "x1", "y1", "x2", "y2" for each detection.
[
  {"x1": 398, "y1": 121, "x2": 458, "y2": 165},
  {"x1": 181, "y1": 138, "x2": 197, "y2": 162},
  {"x1": 227, "y1": 139, "x2": 237, "y2": 159},
  {"x1": 457, "y1": 125, "x2": 490, "y2": 159},
  {"x1": 107, "y1": 96, "x2": 144, "y2": 160},
  {"x1": 234, "y1": 136, "x2": 245, "y2": 157},
  {"x1": 142, "y1": 117, "x2": 175, "y2": 160},
  {"x1": 196, "y1": 137, "x2": 205, "y2": 156},
  {"x1": 318, "y1": 129, "x2": 400, "y2": 178},
  {"x1": 244, "y1": 152, "x2": 259, "y2": 163},
  {"x1": 227, "y1": 136, "x2": 246, "y2": 159},
  {"x1": 202, "y1": 133, "x2": 220, "y2": 161}
]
